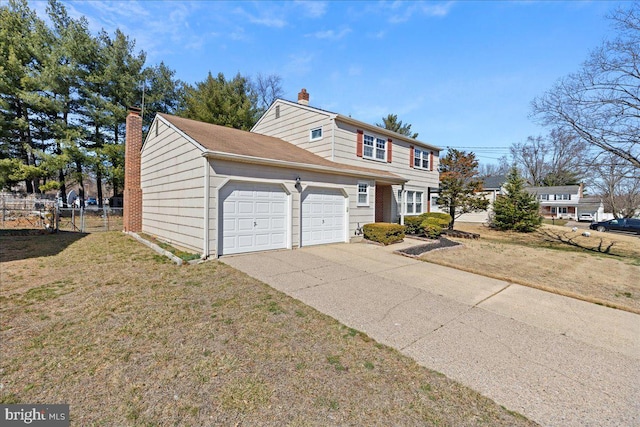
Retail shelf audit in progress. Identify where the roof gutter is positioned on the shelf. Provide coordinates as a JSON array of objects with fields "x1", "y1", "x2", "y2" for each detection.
[
  {"x1": 336, "y1": 114, "x2": 442, "y2": 152},
  {"x1": 201, "y1": 150, "x2": 407, "y2": 184}
]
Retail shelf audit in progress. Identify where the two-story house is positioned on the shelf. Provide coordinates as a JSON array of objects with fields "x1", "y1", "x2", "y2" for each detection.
[
  {"x1": 124, "y1": 90, "x2": 440, "y2": 258},
  {"x1": 251, "y1": 89, "x2": 441, "y2": 226},
  {"x1": 525, "y1": 184, "x2": 584, "y2": 220}
]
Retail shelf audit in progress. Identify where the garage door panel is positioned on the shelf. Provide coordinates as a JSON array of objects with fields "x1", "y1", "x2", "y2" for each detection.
[
  {"x1": 221, "y1": 182, "x2": 289, "y2": 255},
  {"x1": 237, "y1": 218, "x2": 254, "y2": 231},
  {"x1": 301, "y1": 189, "x2": 346, "y2": 247},
  {"x1": 238, "y1": 201, "x2": 254, "y2": 214}
]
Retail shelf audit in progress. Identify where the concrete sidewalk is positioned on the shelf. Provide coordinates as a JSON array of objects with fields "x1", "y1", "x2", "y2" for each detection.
[{"x1": 222, "y1": 239, "x2": 640, "y2": 427}]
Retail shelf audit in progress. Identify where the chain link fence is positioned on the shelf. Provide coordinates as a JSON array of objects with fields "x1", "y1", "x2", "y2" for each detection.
[{"x1": 1, "y1": 194, "x2": 123, "y2": 233}]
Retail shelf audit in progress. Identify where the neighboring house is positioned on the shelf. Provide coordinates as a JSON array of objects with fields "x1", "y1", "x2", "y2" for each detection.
[
  {"x1": 429, "y1": 174, "x2": 508, "y2": 223},
  {"x1": 525, "y1": 184, "x2": 584, "y2": 220},
  {"x1": 123, "y1": 91, "x2": 441, "y2": 258},
  {"x1": 578, "y1": 196, "x2": 611, "y2": 222},
  {"x1": 251, "y1": 89, "x2": 441, "y2": 224}
]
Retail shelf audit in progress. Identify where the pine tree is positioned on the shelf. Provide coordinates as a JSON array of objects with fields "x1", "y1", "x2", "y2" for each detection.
[
  {"x1": 491, "y1": 167, "x2": 542, "y2": 232},
  {"x1": 180, "y1": 72, "x2": 258, "y2": 130},
  {"x1": 376, "y1": 114, "x2": 418, "y2": 138}
]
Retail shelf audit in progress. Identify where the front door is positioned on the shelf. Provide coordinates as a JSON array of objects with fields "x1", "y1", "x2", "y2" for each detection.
[{"x1": 375, "y1": 185, "x2": 389, "y2": 222}]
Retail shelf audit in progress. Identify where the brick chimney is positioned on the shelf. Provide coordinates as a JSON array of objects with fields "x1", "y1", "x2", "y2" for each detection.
[
  {"x1": 123, "y1": 106, "x2": 143, "y2": 233},
  {"x1": 297, "y1": 88, "x2": 309, "y2": 105}
]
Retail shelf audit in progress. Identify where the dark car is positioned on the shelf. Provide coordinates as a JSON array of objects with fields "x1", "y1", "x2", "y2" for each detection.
[
  {"x1": 589, "y1": 218, "x2": 640, "y2": 234},
  {"x1": 86, "y1": 197, "x2": 97, "y2": 205}
]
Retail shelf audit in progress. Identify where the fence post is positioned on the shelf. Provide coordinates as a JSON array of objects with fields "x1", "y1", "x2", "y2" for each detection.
[{"x1": 81, "y1": 206, "x2": 85, "y2": 232}]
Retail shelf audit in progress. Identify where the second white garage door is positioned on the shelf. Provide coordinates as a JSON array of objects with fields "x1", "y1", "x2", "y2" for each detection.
[
  {"x1": 301, "y1": 189, "x2": 346, "y2": 246},
  {"x1": 220, "y1": 182, "x2": 288, "y2": 255}
]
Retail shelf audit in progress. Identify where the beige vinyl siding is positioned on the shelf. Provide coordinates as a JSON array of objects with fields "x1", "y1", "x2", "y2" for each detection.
[
  {"x1": 209, "y1": 160, "x2": 372, "y2": 251},
  {"x1": 333, "y1": 122, "x2": 438, "y2": 223},
  {"x1": 252, "y1": 101, "x2": 334, "y2": 158},
  {"x1": 141, "y1": 123, "x2": 204, "y2": 253}
]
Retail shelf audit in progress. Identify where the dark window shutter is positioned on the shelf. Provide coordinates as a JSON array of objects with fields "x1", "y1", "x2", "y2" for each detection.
[
  {"x1": 356, "y1": 130, "x2": 363, "y2": 157},
  {"x1": 409, "y1": 145, "x2": 414, "y2": 168},
  {"x1": 387, "y1": 139, "x2": 392, "y2": 163},
  {"x1": 430, "y1": 151, "x2": 434, "y2": 171}
]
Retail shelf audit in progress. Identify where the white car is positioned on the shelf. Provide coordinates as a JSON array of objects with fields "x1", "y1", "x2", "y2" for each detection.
[{"x1": 578, "y1": 213, "x2": 594, "y2": 222}]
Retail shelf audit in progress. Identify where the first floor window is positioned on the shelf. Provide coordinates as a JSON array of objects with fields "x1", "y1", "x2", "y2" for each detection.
[
  {"x1": 358, "y1": 182, "x2": 369, "y2": 206},
  {"x1": 398, "y1": 190, "x2": 424, "y2": 215}
]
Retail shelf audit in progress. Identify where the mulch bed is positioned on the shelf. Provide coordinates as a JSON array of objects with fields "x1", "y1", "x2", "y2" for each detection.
[
  {"x1": 397, "y1": 237, "x2": 461, "y2": 256},
  {"x1": 442, "y1": 230, "x2": 480, "y2": 239}
]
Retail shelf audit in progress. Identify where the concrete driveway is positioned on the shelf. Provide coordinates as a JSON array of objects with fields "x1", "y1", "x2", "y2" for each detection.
[{"x1": 222, "y1": 238, "x2": 640, "y2": 427}]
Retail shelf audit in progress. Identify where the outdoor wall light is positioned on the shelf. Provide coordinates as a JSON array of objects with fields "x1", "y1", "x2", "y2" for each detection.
[{"x1": 295, "y1": 176, "x2": 302, "y2": 191}]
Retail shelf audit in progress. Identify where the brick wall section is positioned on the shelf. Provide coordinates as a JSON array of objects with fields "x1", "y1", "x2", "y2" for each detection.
[{"x1": 123, "y1": 107, "x2": 143, "y2": 232}]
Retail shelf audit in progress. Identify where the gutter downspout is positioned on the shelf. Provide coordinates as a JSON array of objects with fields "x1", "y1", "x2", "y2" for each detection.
[
  {"x1": 330, "y1": 115, "x2": 337, "y2": 161},
  {"x1": 400, "y1": 184, "x2": 405, "y2": 225},
  {"x1": 202, "y1": 157, "x2": 210, "y2": 259}
]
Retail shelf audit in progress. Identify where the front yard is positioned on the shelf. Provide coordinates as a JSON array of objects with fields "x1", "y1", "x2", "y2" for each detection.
[
  {"x1": 0, "y1": 231, "x2": 535, "y2": 425},
  {"x1": 421, "y1": 223, "x2": 640, "y2": 313}
]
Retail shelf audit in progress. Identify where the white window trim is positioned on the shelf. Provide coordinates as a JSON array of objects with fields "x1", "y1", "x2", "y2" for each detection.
[
  {"x1": 413, "y1": 148, "x2": 429, "y2": 170},
  {"x1": 362, "y1": 133, "x2": 387, "y2": 162},
  {"x1": 357, "y1": 182, "x2": 369, "y2": 207},
  {"x1": 398, "y1": 190, "x2": 424, "y2": 215},
  {"x1": 309, "y1": 126, "x2": 323, "y2": 141}
]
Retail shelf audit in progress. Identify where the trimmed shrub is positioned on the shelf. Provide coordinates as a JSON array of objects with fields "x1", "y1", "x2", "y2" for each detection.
[
  {"x1": 422, "y1": 212, "x2": 451, "y2": 228},
  {"x1": 403, "y1": 215, "x2": 424, "y2": 234},
  {"x1": 422, "y1": 222, "x2": 443, "y2": 239},
  {"x1": 403, "y1": 212, "x2": 452, "y2": 235},
  {"x1": 363, "y1": 223, "x2": 406, "y2": 245}
]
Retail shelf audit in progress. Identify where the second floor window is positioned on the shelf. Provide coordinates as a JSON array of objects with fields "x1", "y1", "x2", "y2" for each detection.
[
  {"x1": 555, "y1": 194, "x2": 571, "y2": 200},
  {"x1": 539, "y1": 194, "x2": 549, "y2": 201},
  {"x1": 310, "y1": 127, "x2": 322, "y2": 141},
  {"x1": 363, "y1": 134, "x2": 386, "y2": 161},
  {"x1": 414, "y1": 149, "x2": 429, "y2": 169}
]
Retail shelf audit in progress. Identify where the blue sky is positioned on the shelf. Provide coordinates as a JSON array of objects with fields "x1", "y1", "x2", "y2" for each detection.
[{"x1": 31, "y1": 0, "x2": 624, "y2": 165}]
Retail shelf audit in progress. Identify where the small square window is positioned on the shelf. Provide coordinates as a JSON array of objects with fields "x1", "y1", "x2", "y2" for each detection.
[{"x1": 310, "y1": 127, "x2": 322, "y2": 141}]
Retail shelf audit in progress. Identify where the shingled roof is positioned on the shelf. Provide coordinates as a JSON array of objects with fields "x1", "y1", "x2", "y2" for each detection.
[{"x1": 155, "y1": 113, "x2": 406, "y2": 183}]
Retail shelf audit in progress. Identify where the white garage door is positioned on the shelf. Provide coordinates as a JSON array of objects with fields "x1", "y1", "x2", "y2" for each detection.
[
  {"x1": 301, "y1": 189, "x2": 346, "y2": 246},
  {"x1": 220, "y1": 182, "x2": 288, "y2": 255}
]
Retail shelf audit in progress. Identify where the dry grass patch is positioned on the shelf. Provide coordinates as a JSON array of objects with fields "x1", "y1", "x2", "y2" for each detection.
[
  {"x1": 421, "y1": 223, "x2": 640, "y2": 313},
  {"x1": 0, "y1": 231, "x2": 536, "y2": 426}
]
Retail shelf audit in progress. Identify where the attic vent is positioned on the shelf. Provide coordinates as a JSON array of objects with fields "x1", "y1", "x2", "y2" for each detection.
[{"x1": 275, "y1": 105, "x2": 280, "y2": 119}]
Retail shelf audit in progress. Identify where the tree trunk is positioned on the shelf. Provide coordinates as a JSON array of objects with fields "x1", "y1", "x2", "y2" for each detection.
[
  {"x1": 448, "y1": 204, "x2": 456, "y2": 230},
  {"x1": 58, "y1": 169, "x2": 67, "y2": 207},
  {"x1": 96, "y1": 167, "x2": 103, "y2": 208},
  {"x1": 76, "y1": 161, "x2": 85, "y2": 208}
]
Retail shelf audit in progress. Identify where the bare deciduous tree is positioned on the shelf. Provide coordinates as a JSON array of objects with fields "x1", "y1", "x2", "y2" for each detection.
[
  {"x1": 510, "y1": 129, "x2": 586, "y2": 186},
  {"x1": 253, "y1": 73, "x2": 283, "y2": 113},
  {"x1": 478, "y1": 155, "x2": 510, "y2": 178},
  {"x1": 531, "y1": 4, "x2": 640, "y2": 169},
  {"x1": 510, "y1": 135, "x2": 548, "y2": 186},
  {"x1": 589, "y1": 153, "x2": 640, "y2": 218}
]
